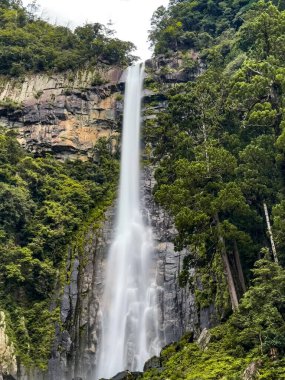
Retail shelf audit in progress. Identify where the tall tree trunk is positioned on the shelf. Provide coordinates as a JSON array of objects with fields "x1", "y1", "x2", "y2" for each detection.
[
  {"x1": 202, "y1": 123, "x2": 210, "y2": 173},
  {"x1": 216, "y1": 214, "x2": 239, "y2": 311},
  {"x1": 233, "y1": 240, "x2": 246, "y2": 294},
  {"x1": 263, "y1": 202, "x2": 278, "y2": 264},
  {"x1": 220, "y1": 236, "x2": 239, "y2": 311}
]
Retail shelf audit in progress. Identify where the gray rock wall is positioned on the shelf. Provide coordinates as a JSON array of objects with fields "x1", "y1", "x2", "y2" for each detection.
[
  {"x1": 43, "y1": 164, "x2": 204, "y2": 380},
  {"x1": 2, "y1": 55, "x2": 210, "y2": 380},
  {"x1": 142, "y1": 167, "x2": 199, "y2": 346},
  {"x1": 58, "y1": 56, "x2": 205, "y2": 378},
  {"x1": 46, "y1": 208, "x2": 115, "y2": 380},
  {"x1": 24, "y1": 163, "x2": 194, "y2": 380}
]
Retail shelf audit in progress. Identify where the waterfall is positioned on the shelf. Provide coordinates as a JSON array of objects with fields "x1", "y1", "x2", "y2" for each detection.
[{"x1": 95, "y1": 63, "x2": 161, "y2": 379}]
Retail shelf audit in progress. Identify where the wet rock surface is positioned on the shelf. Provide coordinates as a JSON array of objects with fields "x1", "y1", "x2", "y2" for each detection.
[
  {"x1": 145, "y1": 50, "x2": 204, "y2": 84},
  {"x1": 46, "y1": 207, "x2": 115, "y2": 380},
  {"x1": 99, "y1": 370, "x2": 143, "y2": 380},
  {"x1": 2, "y1": 56, "x2": 211, "y2": 380},
  {"x1": 44, "y1": 165, "x2": 205, "y2": 380},
  {"x1": 143, "y1": 356, "x2": 162, "y2": 372},
  {"x1": 111, "y1": 371, "x2": 142, "y2": 380},
  {"x1": 143, "y1": 167, "x2": 199, "y2": 346}
]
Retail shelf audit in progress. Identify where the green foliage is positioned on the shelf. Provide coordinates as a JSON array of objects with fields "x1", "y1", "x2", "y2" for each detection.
[
  {"x1": 237, "y1": 1, "x2": 285, "y2": 60},
  {"x1": 147, "y1": 0, "x2": 285, "y2": 313},
  {"x1": 143, "y1": 260, "x2": 285, "y2": 379},
  {"x1": 149, "y1": 0, "x2": 251, "y2": 54},
  {"x1": 144, "y1": 0, "x2": 285, "y2": 377},
  {"x1": 230, "y1": 259, "x2": 285, "y2": 355},
  {"x1": 149, "y1": 0, "x2": 285, "y2": 55},
  {"x1": 0, "y1": 97, "x2": 23, "y2": 110},
  {"x1": 0, "y1": 1, "x2": 136, "y2": 76},
  {"x1": 0, "y1": 131, "x2": 119, "y2": 368}
]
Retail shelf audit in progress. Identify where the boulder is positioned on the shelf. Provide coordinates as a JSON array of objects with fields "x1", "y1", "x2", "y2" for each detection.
[
  {"x1": 242, "y1": 361, "x2": 262, "y2": 380},
  {"x1": 143, "y1": 356, "x2": 162, "y2": 371},
  {"x1": 197, "y1": 328, "x2": 211, "y2": 351},
  {"x1": 109, "y1": 371, "x2": 142, "y2": 380}
]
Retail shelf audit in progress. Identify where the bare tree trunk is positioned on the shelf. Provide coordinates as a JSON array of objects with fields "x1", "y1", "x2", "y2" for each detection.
[
  {"x1": 215, "y1": 214, "x2": 239, "y2": 311},
  {"x1": 202, "y1": 123, "x2": 210, "y2": 173},
  {"x1": 220, "y1": 237, "x2": 239, "y2": 311},
  {"x1": 233, "y1": 240, "x2": 246, "y2": 293},
  {"x1": 263, "y1": 202, "x2": 278, "y2": 264}
]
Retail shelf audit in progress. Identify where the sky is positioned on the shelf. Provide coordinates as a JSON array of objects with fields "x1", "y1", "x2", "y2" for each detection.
[{"x1": 22, "y1": 0, "x2": 169, "y2": 60}]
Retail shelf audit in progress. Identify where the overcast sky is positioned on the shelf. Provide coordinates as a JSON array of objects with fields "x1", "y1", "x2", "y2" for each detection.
[{"x1": 22, "y1": 0, "x2": 169, "y2": 60}]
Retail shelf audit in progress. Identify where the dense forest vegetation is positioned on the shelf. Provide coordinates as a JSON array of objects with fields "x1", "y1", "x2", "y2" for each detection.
[
  {"x1": 2, "y1": 0, "x2": 285, "y2": 377},
  {"x1": 0, "y1": 0, "x2": 130, "y2": 372},
  {"x1": 144, "y1": 0, "x2": 285, "y2": 378},
  {"x1": 0, "y1": 0, "x2": 136, "y2": 76},
  {"x1": 0, "y1": 130, "x2": 119, "y2": 368},
  {"x1": 0, "y1": 1, "x2": 135, "y2": 370}
]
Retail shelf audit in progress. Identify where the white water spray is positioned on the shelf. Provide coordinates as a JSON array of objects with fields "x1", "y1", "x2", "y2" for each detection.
[{"x1": 96, "y1": 64, "x2": 161, "y2": 379}]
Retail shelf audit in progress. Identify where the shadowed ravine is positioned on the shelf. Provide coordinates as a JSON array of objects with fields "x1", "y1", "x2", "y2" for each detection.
[{"x1": 95, "y1": 63, "x2": 161, "y2": 379}]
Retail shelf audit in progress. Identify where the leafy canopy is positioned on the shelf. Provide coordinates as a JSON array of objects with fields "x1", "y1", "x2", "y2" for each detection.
[{"x1": 0, "y1": 0, "x2": 137, "y2": 76}]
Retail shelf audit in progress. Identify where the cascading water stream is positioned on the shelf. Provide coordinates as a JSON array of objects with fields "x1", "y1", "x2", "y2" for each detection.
[{"x1": 95, "y1": 63, "x2": 161, "y2": 379}]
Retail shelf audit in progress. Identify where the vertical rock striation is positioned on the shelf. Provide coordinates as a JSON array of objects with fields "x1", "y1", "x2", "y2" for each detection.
[
  {"x1": 143, "y1": 167, "x2": 199, "y2": 345},
  {"x1": 47, "y1": 208, "x2": 115, "y2": 380},
  {"x1": 0, "y1": 67, "x2": 125, "y2": 160},
  {"x1": 44, "y1": 164, "x2": 205, "y2": 380},
  {"x1": 0, "y1": 56, "x2": 211, "y2": 380}
]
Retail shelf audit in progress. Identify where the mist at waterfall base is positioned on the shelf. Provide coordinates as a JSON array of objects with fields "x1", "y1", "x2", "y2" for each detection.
[{"x1": 95, "y1": 64, "x2": 161, "y2": 379}]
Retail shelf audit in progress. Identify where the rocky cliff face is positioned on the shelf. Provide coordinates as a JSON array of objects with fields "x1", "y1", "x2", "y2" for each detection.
[
  {"x1": 143, "y1": 167, "x2": 198, "y2": 345},
  {"x1": 0, "y1": 52, "x2": 202, "y2": 162},
  {"x1": 0, "y1": 67, "x2": 124, "y2": 160},
  {"x1": 145, "y1": 50, "x2": 203, "y2": 84},
  {"x1": 46, "y1": 208, "x2": 114, "y2": 380},
  {"x1": 43, "y1": 165, "x2": 212, "y2": 380},
  {"x1": 0, "y1": 312, "x2": 17, "y2": 379},
  {"x1": 1, "y1": 55, "x2": 209, "y2": 380}
]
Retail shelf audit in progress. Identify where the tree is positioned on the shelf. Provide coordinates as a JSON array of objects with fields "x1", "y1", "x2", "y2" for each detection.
[
  {"x1": 237, "y1": 135, "x2": 281, "y2": 263},
  {"x1": 155, "y1": 141, "x2": 254, "y2": 310},
  {"x1": 230, "y1": 259, "x2": 285, "y2": 356},
  {"x1": 238, "y1": 1, "x2": 285, "y2": 60},
  {"x1": 0, "y1": 2, "x2": 136, "y2": 76},
  {"x1": 0, "y1": 130, "x2": 119, "y2": 367}
]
